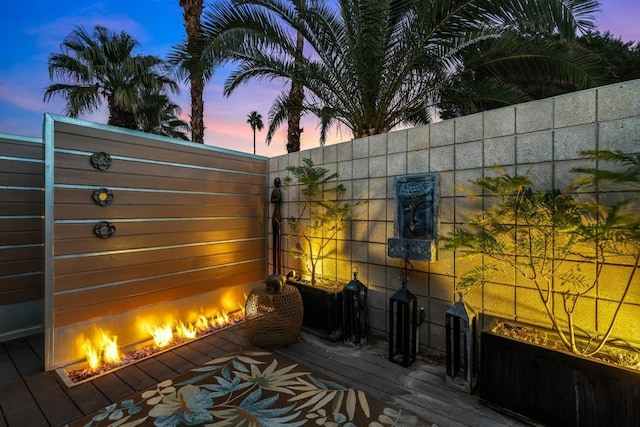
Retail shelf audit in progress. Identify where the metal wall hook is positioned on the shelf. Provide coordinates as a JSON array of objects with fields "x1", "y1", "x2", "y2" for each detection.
[
  {"x1": 94, "y1": 221, "x2": 116, "y2": 238},
  {"x1": 92, "y1": 188, "x2": 114, "y2": 206},
  {"x1": 90, "y1": 152, "x2": 112, "y2": 170}
]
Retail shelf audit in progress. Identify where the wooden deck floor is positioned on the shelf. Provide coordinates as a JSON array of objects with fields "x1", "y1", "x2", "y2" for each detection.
[{"x1": 0, "y1": 325, "x2": 528, "y2": 427}]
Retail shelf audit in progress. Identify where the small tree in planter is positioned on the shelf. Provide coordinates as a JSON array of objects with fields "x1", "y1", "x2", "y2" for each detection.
[
  {"x1": 284, "y1": 157, "x2": 362, "y2": 286},
  {"x1": 444, "y1": 169, "x2": 640, "y2": 357}
]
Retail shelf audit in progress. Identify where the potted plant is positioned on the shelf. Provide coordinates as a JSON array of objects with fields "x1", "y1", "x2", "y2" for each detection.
[
  {"x1": 444, "y1": 156, "x2": 640, "y2": 426},
  {"x1": 283, "y1": 158, "x2": 362, "y2": 340}
]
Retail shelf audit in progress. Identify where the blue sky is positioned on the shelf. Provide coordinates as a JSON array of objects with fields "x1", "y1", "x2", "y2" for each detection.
[{"x1": 1, "y1": 1, "x2": 639, "y2": 157}]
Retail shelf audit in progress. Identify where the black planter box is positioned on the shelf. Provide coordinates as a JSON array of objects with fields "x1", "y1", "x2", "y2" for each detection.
[
  {"x1": 480, "y1": 329, "x2": 640, "y2": 427},
  {"x1": 287, "y1": 279, "x2": 343, "y2": 341}
]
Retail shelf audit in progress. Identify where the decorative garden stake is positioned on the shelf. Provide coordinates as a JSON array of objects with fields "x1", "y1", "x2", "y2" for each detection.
[
  {"x1": 445, "y1": 293, "x2": 478, "y2": 393},
  {"x1": 343, "y1": 267, "x2": 369, "y2": 347},
  {"x1": 389, "y1": 261, "x2": 419, "y2": 367}
]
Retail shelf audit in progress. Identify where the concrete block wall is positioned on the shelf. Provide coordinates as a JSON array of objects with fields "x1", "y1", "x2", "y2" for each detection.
[{"x1": 269, "y1": 78, "x2": 640, "y2": 354}]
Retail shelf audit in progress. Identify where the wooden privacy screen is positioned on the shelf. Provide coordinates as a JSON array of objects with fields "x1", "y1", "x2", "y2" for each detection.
[
  {"x1": 44, "y1": 115, "x2": 267, "y2": 361},
  {"x1": 0, "y1": 134, "x2": 44, "y2": 339}
]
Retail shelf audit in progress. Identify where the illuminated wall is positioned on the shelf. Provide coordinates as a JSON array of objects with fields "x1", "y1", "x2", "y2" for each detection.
[
  {"x1": 43, "y1": 115, "x2": 267, "y2": 370},
  {"x1": 270, "y1": 79, "x2": 640, "y2": 353}
]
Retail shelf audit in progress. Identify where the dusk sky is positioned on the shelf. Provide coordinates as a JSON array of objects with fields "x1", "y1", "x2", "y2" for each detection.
[{"x1": 1, "y1": 1, "x2": 639, "y2": 157}]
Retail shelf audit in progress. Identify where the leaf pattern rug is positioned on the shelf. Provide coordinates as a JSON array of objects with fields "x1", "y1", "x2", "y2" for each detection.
[{"x1": 71, "y1": 349, "x2": 420, "y2": 427}]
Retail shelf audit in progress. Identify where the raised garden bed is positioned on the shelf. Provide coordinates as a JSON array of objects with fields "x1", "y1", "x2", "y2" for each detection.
[
  {"x1": 286, "y1": 279, "x2": 343, "y2": 342},
  {"x1": 480, "y1": 327, "x2": 640, "y2": 427}
]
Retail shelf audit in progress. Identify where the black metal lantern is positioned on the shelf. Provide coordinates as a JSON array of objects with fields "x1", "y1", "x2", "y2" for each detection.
[
  {"x1": 445, "y1": 293, "x2": 478, "y2": 393},
  {"x1": 343, "y1": 268, "x2": 369, "y2": 347},
  {"x1": 389, "y1": 264, "x2": 418, "y2": 367}
]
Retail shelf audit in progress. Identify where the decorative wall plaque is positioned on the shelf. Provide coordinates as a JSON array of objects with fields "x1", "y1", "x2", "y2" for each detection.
[
  {"x1": 92, "y1": 188, "x2": 114, "y2": 206},
  {"x1": 388, "y1": 174, "x2": 439, "y2": 261},
  {"x1": 94, "y1": 221, "x2": 116, "y2": 238},
  {"x1": 90, "y1": 152, "x2": 112, "y2": 170}
]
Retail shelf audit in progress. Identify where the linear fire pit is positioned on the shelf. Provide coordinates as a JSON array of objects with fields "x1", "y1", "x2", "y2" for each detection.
[{"x1": 56, "y1": 311, "x2": 243, "y2": 387}]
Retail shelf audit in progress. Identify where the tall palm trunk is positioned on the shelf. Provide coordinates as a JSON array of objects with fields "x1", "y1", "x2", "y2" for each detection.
[
  {"x1": 180, "y1": 0, "x2": 205, "y2": 143},
  {"x1": 286, "y1": 29, "x2": 304, "y2": 153},
  {"x1": 108, "y1": 103, "x2": 137, "y2": 130}
]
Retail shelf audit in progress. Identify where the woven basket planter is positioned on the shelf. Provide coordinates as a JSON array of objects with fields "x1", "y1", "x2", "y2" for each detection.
[{"x1": 244, "y1": 284, "x2": 303, "y2": 348}]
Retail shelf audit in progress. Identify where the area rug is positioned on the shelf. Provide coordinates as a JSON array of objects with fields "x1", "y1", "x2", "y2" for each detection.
[{"x1": 71, "y1": 350, "x2": 420, "y2": 426}]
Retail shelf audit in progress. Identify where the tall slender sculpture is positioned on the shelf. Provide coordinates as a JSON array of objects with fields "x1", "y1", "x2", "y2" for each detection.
[{"x1": 270, "y1": 177, "x2": 283, "y2": 274}]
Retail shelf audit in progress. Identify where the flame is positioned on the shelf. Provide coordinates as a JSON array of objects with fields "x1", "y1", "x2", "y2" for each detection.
[
  {"x1": 100, "y1": 331, "x2": 120, "y2": 364},
  {"x1": 195, "y1": 315, "x2": 209, "y2": 331},
  {"x1": 176, "y1": 320, "x2": 197, "y2": 339},
  {"x1": 81, "y1": 331, "x2": 120, "y2": 370},
  {"x1": 82, "y1": 339, "x2": 100, "y2": 370},
  {"x1": 215, "y1": 310, "x2": 229, "y2": 327},
  {"x1": 148, "y1": 322, "x2": 174, "y2": 347},
  {"x1": 76, "y1": 294, "x2": 249, "y2": 375}
]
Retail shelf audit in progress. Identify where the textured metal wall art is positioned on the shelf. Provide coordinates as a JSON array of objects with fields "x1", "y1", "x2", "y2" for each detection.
[
  {"x1": 387, "y1": 174, "x2": 439, "y2": 261},
  {"x1": 90, "y1": 152, "x2": 112, "y2": 170},
  {"x1": 94, "y1": 221, "x2": 116, "y2": 238},
  {"x1": 92, "y1": 188, "x2": 114, "y2": 206}
]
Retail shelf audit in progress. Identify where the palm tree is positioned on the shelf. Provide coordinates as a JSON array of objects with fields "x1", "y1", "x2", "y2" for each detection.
[
  {"x1": 439, "y1": 32, "x2": 603, "y2": 119},
  {"x1": 176, "y1": 0, "x2": 206, "y2": 143},
  {"x1": 44, "y1": 25, "x2": 180, "y2": 131},
  {"x1": 136, "y1": 91, "x2": 191, "y2": 140},
  {"x1": 247, "y1": 110, "x2": 264, "y2": 154},
  {"x1": 201, "y1": 0, "x2": 600, "y2": 144}
]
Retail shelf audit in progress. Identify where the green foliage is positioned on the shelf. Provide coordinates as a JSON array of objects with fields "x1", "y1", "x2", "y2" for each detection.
[
  {"x1": 44, "y1": 25, "x2": 188, "y2": 138},
  {"x1": 284, "y1": 158, "x2": 362, "y2": 285},
  {"x1": 201, "y1": 0, "x2": 599, "y2": 145},
  {"x1": 444, "y1": 167, "x2": 640, "y2": 356},
  {"x1": 440, "y1": 29, "x2": 640, "y2": 119}
]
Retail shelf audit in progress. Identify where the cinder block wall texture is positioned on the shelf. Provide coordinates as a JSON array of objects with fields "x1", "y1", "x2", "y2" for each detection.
[{"x1": 269, "y1": 79, "x2": 640, "y2": 355}]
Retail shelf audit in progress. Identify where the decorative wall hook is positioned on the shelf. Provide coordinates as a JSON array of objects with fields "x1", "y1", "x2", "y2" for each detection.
[
  {"x1": 94, "y1": 221, "x2": 116, "y2": 238},
  {"x1": 92, "y1": 188, "x2": 114, "y2": 206},
  {"x1": 90, "y1": 152, "x2": 112, "y2": 170}
]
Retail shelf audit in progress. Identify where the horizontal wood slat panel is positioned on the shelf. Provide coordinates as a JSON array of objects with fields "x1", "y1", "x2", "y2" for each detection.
[
  {"x1": 0, "y1": 172, "x2": 43, "y2": 187},
  {"x1": 55, "y1": 168, "x2": 264, "y2": 195},
  {"x1": 0, "y1": 231, "x2": 42, "y2": 246},
  {"x1": 55, "y1": 247, "x2": 265, "y2": 291},
  {"x1": 53, "y1": 240, "x2": 263, "y2": 275},
  {"x1": 0, "y1": 190, "x2": 43, "y2": 203},
  {"x1": 0, "y1": 288, "x2": 42, "y2": 306},
  {"x1": 54, "y1": 122, "x2": 265, "y2": 174},
  {"x1": 55, "y1": 152, "x2": 265, "y2": 186},
  {"x1": 49, "y1": 118, "x2": 267, "y2": 340},
  {"x1": 0, "y1": 274, "x2": 43, "y2": 293},
  {"x1": 0, "y1": 138, "x2": 43, "y2": 307},
  {"x1": 0, "y1": 258, "x2": 44, "y2": 276},
  {"x1": 0, "y1": 159, "x2": 43, "y2": 174},
  {"x1": 0, "y1": 138, "x2": 43, "y2": 159},
  {"x1": 53, "y1": 262, "x2": 263, "y2": 322},
  {"x1": 53, "y1": 227, "x2": 264, "y2": 255},
  {"x1": 0, "y1": 203, "x2": 43, "y2": 216},
  {"x1": 54, "y1": 203, "x2": 264, "y2": 221},
  {"x1": 0, "y1": 218, "x2": 42, "y2": 233},
  {"x1": 0, "y1": 246, "x2": 42, "y2": 263},
  {"x1": 54, "y1": 188, "x2": 262, "y2": 207},
  {"x1": 54, "y1": 218, "x2": 261, "y2": 239},
  {"x1": 54, "y1": 260, "x2": 263, "y2": 311},
  {"x1": 53, "y1": 267, "x2": 263, "y2": 326}
]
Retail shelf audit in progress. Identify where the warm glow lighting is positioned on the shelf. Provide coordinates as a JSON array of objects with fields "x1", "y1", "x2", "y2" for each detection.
[
  {"x1": 176, "y1": 320, "x2": 197, "y2": 339},
  {"x1": 148, "y1": 322, "x2": 174, "y2": 347},
  {"x1": 195, "y1": 315, "x2": 209, "y2": 331},
  {"x1": 100, "y1": 332, "x2": 120, "y2": 364},
  {"x1": 82, "y1": 339, "x2": 100, "y2": 370},
  {"x1": 72, "y1": 295, "x2": 249, "y2": 381}
]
